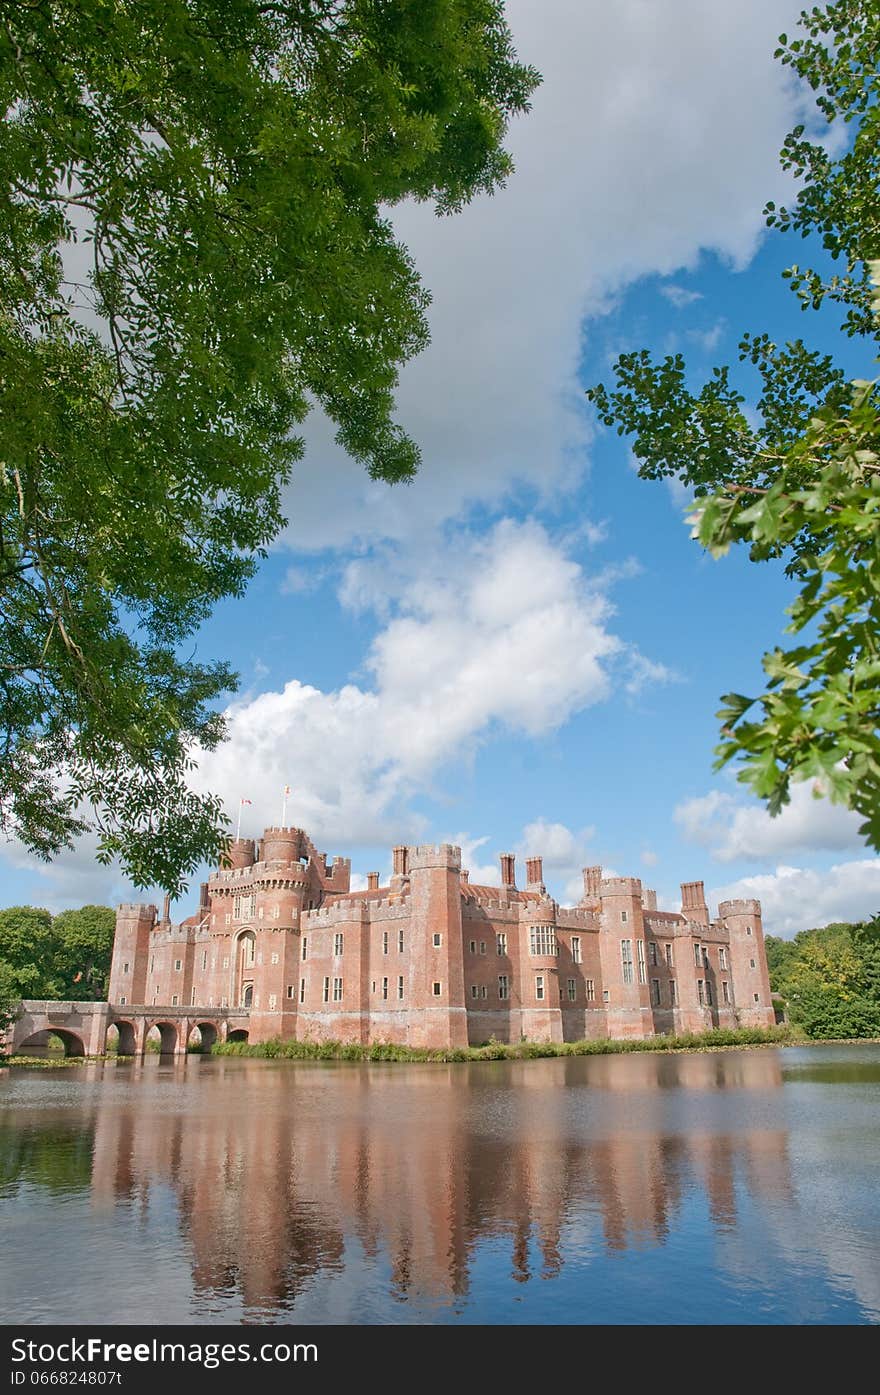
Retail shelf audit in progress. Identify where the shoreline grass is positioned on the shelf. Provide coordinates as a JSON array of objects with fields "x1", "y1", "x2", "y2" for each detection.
[{"x1": 210, "y1": 1024, "x2": 802, "y2": 1063}]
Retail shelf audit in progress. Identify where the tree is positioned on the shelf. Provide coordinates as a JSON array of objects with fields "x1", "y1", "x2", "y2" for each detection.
[
  {"x1": 779, "y1": 918, "x2": 880, "y2": 1038},
  {"x1": 587, "y1": 2, "x2": 880, "y2": 847},
  {"x1": 0, "y1": 905, "x2": 58, "y2": 998},
  {"x1": 52, "y1": 904, "x2": 115, "y2": 1000},
  {"x1": 0, "y1": 2, "x2": 539, "y2": 895},
  {"x1": 0, "y1": 957, "x2": 19, "y2": 1040}
]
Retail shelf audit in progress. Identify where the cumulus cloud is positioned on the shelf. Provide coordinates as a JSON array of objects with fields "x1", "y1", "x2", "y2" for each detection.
[
  {"x1": 190, "y1": 520, "x2": 669, "y2": 848},
  {"x1": 711, "y1": 861, "x2": 880, "y2": 938},
  {"x1": 675, "y1": 783, "x2": 868, "y2": 863},
  {"x1": 280, "y1": 0, "x2": 806, "y2": 554}
]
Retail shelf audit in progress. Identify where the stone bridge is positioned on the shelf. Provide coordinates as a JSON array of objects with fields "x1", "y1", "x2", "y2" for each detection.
[{"x1": 3, "y1": 1002, "x2": 251, "y2": 1058}]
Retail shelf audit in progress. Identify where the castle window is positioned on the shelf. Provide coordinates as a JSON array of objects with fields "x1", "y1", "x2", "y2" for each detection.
[
  {"x1": 669, "y1": 980, "x2": 677, "y2": 1006},
  {"x1": 119, "y1": 996, "x2": 126, "y2": 1006},
  {"x1": 433, "y1": 934, "x2": 442, "y2": 948},
  {"x1": 268, "y1": 993, "x2": 277, "y2": 1010},
  {"x1": 302, "y1": 938, "x2": 307, "y2": 961},
  {"x1": 150, "y1": 955, "x2": 154, "y2": 973},
  {"x1": 322, "y1": 976, "x2": 330, "y2": 1003},
  {"x1": 225, "y1": 914, "x2": 231, "y2": 926},
  {"x1": 665, "y1": 943, "x2": 673, "y2": 967},
  {"x1": 333, "y1": 978, "x2": 343, "y2": 1003},
  {"x1": 299, "y1": 979, "x2": 305, "y2": 1004},
  {"x1": 603, "y1": 989, "x2": 610, "y2": 1003},
  {"x1": 470, "y1": 940, "x2": 477, "y2": 954},
  {"x1": 585, "y1": 979, "x2": 595, "y2": 1002},
  {"x1": 123, "y1": 961, "x2": 130, "y2": 974},
  {"x1": 649, "y1": 942, "x2": 658, "y2": 967},
  {"x1": 190, "y1": 988, "x2": 196, "y2": 1006},
  {"x1": 747, "y1": 926, "x2": 753, "y2": 935},
  {"x1": 171, "y1": 995, "x2": 179, "y2": 1006},
  {"x1": 572, "y1": 937, "x2": 581, "y2": 964},
  {"x1": 567, "y1": 978, "x2": 576, "y2": 1002},
  {"x1": 471, "y1": 985, "x2": 478, "y2": 999},
  {"x1": 202, "y1": 951, "x2": 207, "y2": 971},
  {"x1": 382, "y1": 977, "x2": 388, "y2": 1001},
  {"x1": 637, "y1": 940, "x2": 646, "y2": 984},
  {"x1": 271, "y1": 951, "x2": 280, "y2": 965},
  {"x1": 719, "y1": 947, "x2": 728, "y2": 970},
  {"x1": 697, "y1": 980, "x2": 705, "y2": 1006},
  {"x1": 706, "y1": 981, "x2": 713, "y2": 1007},
  {"x1": 722, "y1": 981, "x2": 730, "y2": 1005},
  {"x1": 398, "y1": 930, "x2": 405, "y2": 953},
  {"x1": 651, "y1": 979, "x2": 661, "y2": 1007},
  {"x1": 529, "y1": 926, "x2": 557, "y2": 956},
  {"x1": 432, "y1": 981, "x2": 442, "y2": 996},
  {"x1": 498, "y1": 975, "x2": 510, "y2": 1000},
  {"x1": 750, "y1": 958, "x2": 756, "y2": 969},
  {"x1": 694, "y1": 944, "x2": 702, "y2": 967},
  {"x1": 497, "y1": 933, "x2": 507, "y2": 956},
  {"x1": 383, "y1": 931, "x2": 389, "y2": 955},
  {"x1": 535, "y1": 975, "x2": 545, "y2": 1001},
  {"x1": 398, "y1": 976, "x2": 404, "y2": 1000},
  {"x1": 334, "y1": 933, "x2": 344, "y2": 956},
  {"x1": 621, "y1": 939, "x2": 633, "y2": 985},
  {"x1": 480, "y1": 941, "x2": 486, "y2": 955},
  {"x1": 621, "y1": 910, "x2": 628, "y2": 924},
  {"x1": 174, "y1": 959, "x2": 182, "y2": 972},
  {"x1": 287, "y1": 984, "x2": 293, "y2": 999},
  {"x1": 480, "y1": 985, "x2": 487, "y2": 999},
  {"x1": 754, "y1": 993, "x2": 760, "y2": 1002}
]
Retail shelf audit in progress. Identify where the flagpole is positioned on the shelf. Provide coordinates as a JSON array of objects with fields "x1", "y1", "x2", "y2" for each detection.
[
  {"x1": 281, "y1": 787, "x2": 288, "y2": 827},
  {"x1": 236, "y1": 799, "x2": 243, "y2": 841}
]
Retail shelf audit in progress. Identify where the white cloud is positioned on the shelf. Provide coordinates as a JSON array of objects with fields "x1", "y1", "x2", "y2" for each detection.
[
  {"x1": 641, "y1": 849, "x2": 659, "y2": 867},
  {"x1": 660, "y1": 284, "x2": 704, "y2": 309},
  {"x1": 675, "y1": 782, "x2": 868, "y2": 863},
  {"x1": 280, "y1": 0, "x2": 807, "y2": 554},
  {"x1": 191, "y1": 519, "x2": 669, "y2": 849},
  {"x1": 686, "y1": 319, "x2": 726, "y2": 353},
  {"x1": 711, "y1": 860, "x2": 880, "y2": 937}
]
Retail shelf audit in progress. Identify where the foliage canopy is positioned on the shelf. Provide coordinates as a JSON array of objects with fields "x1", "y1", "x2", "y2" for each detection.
[{"x1": 0, "y1": 1, "x2": 538, "y2": 894}]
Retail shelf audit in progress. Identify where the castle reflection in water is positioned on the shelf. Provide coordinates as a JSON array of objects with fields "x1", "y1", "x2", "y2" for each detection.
[{"x1": 35, "y1": 1051, "x2": 793, "y2": 1313}]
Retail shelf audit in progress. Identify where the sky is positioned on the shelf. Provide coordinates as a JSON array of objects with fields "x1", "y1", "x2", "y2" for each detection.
[{"x1": 3, "y1": 0, "x2": 879, "y2": 937}]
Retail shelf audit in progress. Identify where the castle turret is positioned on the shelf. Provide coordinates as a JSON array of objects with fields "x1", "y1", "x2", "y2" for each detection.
[
  {"x1": 109, "y1": 903, "x2": 157, "y2": 1006},
  {"x1": 261, "y1": 827, "x2": 301, "y2": 864},
  {"x1": 406, "y1": 844, "x2": 467, "y2": 1050},
  {"x1": 719, "y1": 898, "x2": 774, "y2": 1028},
  {"x1": 226, "y1": 838, "x2": 256, "y2": 870}
]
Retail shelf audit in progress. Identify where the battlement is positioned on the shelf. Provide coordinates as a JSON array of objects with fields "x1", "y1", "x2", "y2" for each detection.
[
  {"x1": 117, "y1": 903, "x2": 157, "y2": 918},
  {"x1": 718, "y1": 898, "x2": 761, "y2": 918},
  {"x1": 406, "y1": 843, "x2": 462, "y2": 872},
  {"x1": 600, "y1": 877, "x2": 643, "y2": 897}
]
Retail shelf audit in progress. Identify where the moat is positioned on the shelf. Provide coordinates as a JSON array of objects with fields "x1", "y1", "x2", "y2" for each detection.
[{"x1": 2, "y1": 1043, "x2": 879, "y2": 1325}]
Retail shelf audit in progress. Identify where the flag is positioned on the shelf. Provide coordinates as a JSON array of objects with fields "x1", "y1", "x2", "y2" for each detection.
[
  {"x1": 283, "y1": 785, "x2": 291, "y2": 796},
  {"x1": 240, "y1": 798, "x2": 252, "y2": 806}
]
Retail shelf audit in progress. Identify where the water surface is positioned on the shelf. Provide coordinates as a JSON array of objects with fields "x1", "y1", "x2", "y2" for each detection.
[{"x1": 1, "y1": 1044, "x2": 878, "y2": 1324}]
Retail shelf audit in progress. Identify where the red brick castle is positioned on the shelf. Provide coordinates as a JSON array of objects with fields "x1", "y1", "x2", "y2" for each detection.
[{"x1": 109, "y1": 825, "x2": 774, "y2": 1048}]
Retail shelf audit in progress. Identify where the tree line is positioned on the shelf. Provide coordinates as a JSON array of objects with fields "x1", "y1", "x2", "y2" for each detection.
[
  {"x1": 766, "y1": 917, "x2": 880, "y2": 1039},
  {"x1": 0, "y1": 904, "x2": 115, "y2": 1032}
]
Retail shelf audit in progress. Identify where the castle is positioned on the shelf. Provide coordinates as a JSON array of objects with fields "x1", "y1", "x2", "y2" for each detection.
[{"x1": 108, "y1": 825, "x2": 774, "y2": 1049}]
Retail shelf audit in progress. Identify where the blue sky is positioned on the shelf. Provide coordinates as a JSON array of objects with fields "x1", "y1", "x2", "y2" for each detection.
[{"x1": 2, "y1": 0, "x2": 878, "y2": 934}]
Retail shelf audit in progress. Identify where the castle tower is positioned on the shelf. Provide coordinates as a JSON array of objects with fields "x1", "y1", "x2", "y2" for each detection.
[
  {"x1": 406, "y1": 844, "x2": 468, "y2": 1050},
  {"x1": 109, "y1": 903, "x2": 157, "y2": 1006},
  {"x1": 597, "y1": 877, "x2": 653, "y2": 1039},
  {"x1": 719, "y1": 899, "x2": 775, "y2": 1028},
  {"x1": 518, "y1": 895, "x2": 563, "y2": 1044}
]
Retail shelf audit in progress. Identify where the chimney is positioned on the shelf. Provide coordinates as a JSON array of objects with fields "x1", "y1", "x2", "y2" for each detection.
[
  {"x1": 681, "y1": 880, "x2": 706, "y2": 910},
  {"x1": 199, "y1": 882, "x2": 209, "y2": 912},
  {"x1": 461, "y1": 869, "x2": 469, "y2": 883},
  {"x1": 161, "y1": 893, "x2": 171, "y2": 925},
  {"x1": 392, "y1": 846, "x2": 408, "y2": 878},
  {"x1": 525, "y1": 856, "x2": 544, "y2": 891},
  {"x1": 500, "y1": 853, "x2": 516, "y2": 888},
  {"x1": 582, "y1": 866, "x2": 602, "y2": 899},
  {"x1": 367, "y1": 872, "x2": 379, "y2": 891}
]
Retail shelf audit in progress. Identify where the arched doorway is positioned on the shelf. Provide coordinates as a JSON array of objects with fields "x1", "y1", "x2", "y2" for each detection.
[
  {"x1": 235, "y1": 929, "x2": 256, "y2": 1006},
  {"x1": 242, "y1": 983, "x2": 253, "y2": 1008},
  {"x1": 15, "y1": 1029, "x2": 85, "y2": 1058}
]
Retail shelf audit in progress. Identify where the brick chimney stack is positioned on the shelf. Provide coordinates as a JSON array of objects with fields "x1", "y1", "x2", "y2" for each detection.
[
  {"x1": 500, "y1": 853, "x2": 516, "y2": 888},
  {"x1": 525, "y1": 856, "x2": 544, "y2": 892},
  {"x1": 582, "y1": 866, "x2": 603, "y2": 900},
  {"x1": 367, "y1": 872, "x2": 379, "y2": 891}
]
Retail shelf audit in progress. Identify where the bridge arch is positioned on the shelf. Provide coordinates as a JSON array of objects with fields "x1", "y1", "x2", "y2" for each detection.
[
  {"x1": 15, "y1": 1028, "x2": 85, "y2": 1058},
  {"x1": 187, "y1": 1021, "x2": 219, "y2": 1052},
  {"x1": 148, "y1": 1020, "x2": 180, "y2": 1055},
  {"x1": 227, "y1": 1028, "x2": 249, "y2": 1044},
  {"x1": 111, "y1": 1020, "x2": 138, "y2": 1055}
]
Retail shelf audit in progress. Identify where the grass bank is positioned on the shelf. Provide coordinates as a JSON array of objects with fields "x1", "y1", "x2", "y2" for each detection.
[{"x1": 211, "y1": 1024, "x2": 800, "y2": 1064}]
